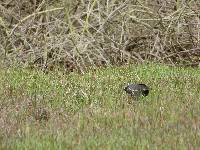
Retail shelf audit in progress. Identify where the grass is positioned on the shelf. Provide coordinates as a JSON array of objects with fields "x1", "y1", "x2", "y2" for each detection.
[{"x1": 1, "y1": 63, "x2": 200, "y2": 149}]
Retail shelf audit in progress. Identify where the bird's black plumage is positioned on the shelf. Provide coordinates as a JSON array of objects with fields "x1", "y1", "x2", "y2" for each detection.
[{"x1": 124, "y1": 83, "x2": 149, "y2": 98}]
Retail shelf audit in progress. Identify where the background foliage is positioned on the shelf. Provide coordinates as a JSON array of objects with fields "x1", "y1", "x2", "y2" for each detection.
[{"x1": 0, "y1": 0, "x2": 200, "y2": 72}]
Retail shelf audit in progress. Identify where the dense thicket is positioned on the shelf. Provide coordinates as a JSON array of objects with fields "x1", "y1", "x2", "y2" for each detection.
[{"x1": 0, "y1": 0, "x2": 199, "y2": 72}]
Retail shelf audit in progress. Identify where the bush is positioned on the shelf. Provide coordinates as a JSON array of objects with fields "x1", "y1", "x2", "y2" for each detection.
[{"x1": 0, "y1": 0, "x2": 200, "y2": 72}]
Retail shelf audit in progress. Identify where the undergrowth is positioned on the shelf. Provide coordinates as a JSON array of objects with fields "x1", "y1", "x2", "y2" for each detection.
[{"x1": 0, "y1": 63, "x2": 200, "y2": 149}]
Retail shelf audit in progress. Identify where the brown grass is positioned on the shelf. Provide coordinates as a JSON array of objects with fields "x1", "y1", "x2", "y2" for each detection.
[{"x1": 0, "y1": 0, "x2": 199, "y2": 72}]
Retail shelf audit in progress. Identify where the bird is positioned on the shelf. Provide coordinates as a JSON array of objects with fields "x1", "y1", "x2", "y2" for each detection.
[
  {"x1": 124, "y1": 83, "x2": 149, "y2": 100},
  {"x1": 34, "y1": 108, "x2": 50, "y2": 122},
  {"x1": 26, "y1": 101, "x2": 50, "y2": 122}
]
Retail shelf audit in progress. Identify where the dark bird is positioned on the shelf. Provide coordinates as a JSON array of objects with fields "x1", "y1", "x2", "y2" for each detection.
[
  {"x1": 34, "y1": 108, "x2": 50, "y2": 122},
  {"x1": 26, "y1": 101, "x2": 50, "y2": 122},
  {"x1": 124, "y1": 84, "x2": 149, "y2": 99}
]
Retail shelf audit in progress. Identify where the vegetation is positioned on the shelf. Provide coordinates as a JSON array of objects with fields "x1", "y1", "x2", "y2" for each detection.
[
  {"x1": 0, "y1": 63, "x2": 200, "y2": 149},
  {"x1": 0, "y1": 0, "x2": 200, "y2": 71},
  {"x1": 0, "y1": 0, "x2": 200, "y2": 149}
]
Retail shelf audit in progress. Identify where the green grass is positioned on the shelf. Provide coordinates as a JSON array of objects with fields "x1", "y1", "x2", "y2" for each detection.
[{"x1": 1, "y1": 63, "x2": 200, "y2": 149}]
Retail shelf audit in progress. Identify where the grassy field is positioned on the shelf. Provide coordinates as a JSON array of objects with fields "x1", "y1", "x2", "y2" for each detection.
[{"x1": 1, "y1": 63, "x2": 200, "y2": 149}]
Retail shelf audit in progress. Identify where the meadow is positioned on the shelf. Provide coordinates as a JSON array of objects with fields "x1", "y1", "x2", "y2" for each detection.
[
  {"x1": 1, "y1": 63, "x2": 200, "y2": 149},
  {"x1": 0, "y1": 0, "x2": 200, "y2": 149}
]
